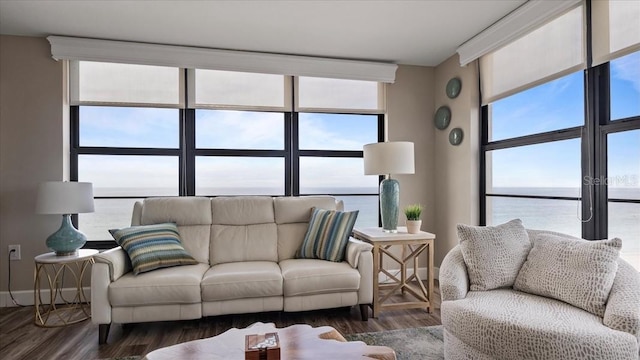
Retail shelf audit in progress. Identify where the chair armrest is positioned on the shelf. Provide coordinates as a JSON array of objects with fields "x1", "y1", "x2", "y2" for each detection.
[
  {"x1": 603, "y1": 259, "x2": 640, "y2": 343},
  {"x1": 439, "y1": 245, "x2": 469, "y2": 301},
  {"x1": 93, "y1": 247, "x2": 131, "y2": 282},
  {"x1": 346, "y1": 238, "x2": 373, "y2": 268}
]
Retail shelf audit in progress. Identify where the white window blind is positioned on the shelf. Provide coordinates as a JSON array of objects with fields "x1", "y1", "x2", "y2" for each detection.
[
  {"x1": 480, "y1": 6, "x2": 585, "y2": 105},
  {"x1": 70, "y1": 61, "x2": 183, "y2": 107},
  {"x1": 592, "y1": 0, "x2": 640, "y2": 66},
  {"x1": 191, "y1": 69, "x2": 290, "y2": 110},
  {"x1": 297, "y1": 77, "x2": 384, "y2": 113}
]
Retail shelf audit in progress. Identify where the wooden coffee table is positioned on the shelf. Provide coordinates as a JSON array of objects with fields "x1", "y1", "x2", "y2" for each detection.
[{"x1": 142, "y1": 322, "x2": 396, "y2": 360}]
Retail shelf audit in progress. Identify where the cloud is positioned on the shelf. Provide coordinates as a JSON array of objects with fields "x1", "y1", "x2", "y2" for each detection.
[
  {"x1": 611, "y1": 52, "x2": 640, "y2": 94},
  {"x1": 196, "y1": 110, "x2": 283, "y2": 149}
]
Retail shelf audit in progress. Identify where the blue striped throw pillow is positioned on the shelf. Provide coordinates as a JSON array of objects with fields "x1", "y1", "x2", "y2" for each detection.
[
  {"x1": 109, "y1": 223, "x2": 198, "y2": 275},
  {"x1": 297, "y1": 207, "x2": 359, "y2": 262}
]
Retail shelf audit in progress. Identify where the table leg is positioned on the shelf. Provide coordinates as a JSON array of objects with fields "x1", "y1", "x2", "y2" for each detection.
[
  {"x1": 428, "y1": 241, "x2": 434, "y2": 313},
  {"x1": 372, "y1": 245, "x2": 380, "y2": 318}
]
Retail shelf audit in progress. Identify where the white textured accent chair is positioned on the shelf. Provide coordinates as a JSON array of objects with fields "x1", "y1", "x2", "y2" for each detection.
[
  {"x1": 440, "y1": 228, "x2": 640, "y2": 360},
  {"x1": 91, "y1": 196, "x2": 373, "y2": 344}
]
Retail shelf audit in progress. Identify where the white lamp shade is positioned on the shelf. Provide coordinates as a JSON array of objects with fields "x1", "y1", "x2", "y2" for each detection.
[
  {"x1": 36, "y1": 181, "x2": 95, "y2": 214},
  {"x1": 363, "y1": 141, "x2": 415, "y2": 175}
]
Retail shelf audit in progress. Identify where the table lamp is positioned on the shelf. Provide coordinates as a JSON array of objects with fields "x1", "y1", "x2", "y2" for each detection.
[
  {"x1": 36, "y1": 181, "x2": 95, "y2": 256},
  {"x1": 363, "y1": 141, "x2": 415, "y2": 233}
]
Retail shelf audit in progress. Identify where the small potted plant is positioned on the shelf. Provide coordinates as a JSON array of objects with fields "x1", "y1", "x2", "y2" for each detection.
[{"x1": 404, "y1": 204, "x2": 423, "y2": 234}]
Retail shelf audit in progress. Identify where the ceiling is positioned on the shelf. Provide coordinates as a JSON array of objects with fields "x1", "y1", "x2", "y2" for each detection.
[{"x1": 0, "y1": 0, "x2": 526, "y2": 67}]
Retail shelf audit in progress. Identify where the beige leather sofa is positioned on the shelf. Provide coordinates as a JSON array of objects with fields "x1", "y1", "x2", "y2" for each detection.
[{"x1": 91, "y1": 196, "x2": 374, "y2": 344}]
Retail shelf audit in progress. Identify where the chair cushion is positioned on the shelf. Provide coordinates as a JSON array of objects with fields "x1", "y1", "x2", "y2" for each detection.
[
  {"x1": 110, "y1": 223, "x2": 198, "y2": 275},
  {"x1": 457, "y1": 219, "x2": 530, "y2": 291},
  {"x1": 280, "y1": 259, "x2": 360, "y2": 296},
  {"x1": 109, "y1": 263, "x2": 209, "y2": 306},
  {"x1": 296, "y1": 207, "x2": 358, "y2": 262},
  {"x1": 514, "y1": 234, "x2": 621, "y2": 317},
  {"x1": 442, "y1": 289, "x2": 639, "y2": 360},
  {"x1": 201, "y1": 261, "x2": 283, "y2": 301}
]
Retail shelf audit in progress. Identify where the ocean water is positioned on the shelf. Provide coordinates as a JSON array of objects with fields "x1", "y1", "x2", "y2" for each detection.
[{"x1": 80, "y1": 187, "x2": 639, "y2": 269}]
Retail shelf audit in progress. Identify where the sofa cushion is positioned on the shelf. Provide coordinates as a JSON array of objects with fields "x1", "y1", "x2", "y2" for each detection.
[
  {"x1": 201, "y1": 261, "x2": 282, "y2": 301},
  {"x1": 280, "y1": 259, "x2": 360, "y2": 296},
  {"x1": 109, "y1": 263, "x2": 209, "y2": 306},
  {"x1": 457, "y1": 219, "x2": 530, "y2": 291},
  {"x1": 514, "y1": 234, "x2": 621, "y2": 317},
  {"x1": 211, "y1": 196, "x2": 274, "y2": 225},
  {"x1": 441, "y1": 289, "x2": 638, "y2": 360},
  {"x1": 140, "y1": 197, "x2": 212, "y2": 226},
  {"x1": 110, "y1": 223, "x2": 198, "y2": 275},
  {"x1": 210, "y1": 223, "x2": 278, "y2": 265},
  {"x1": 277, "y1": 223, "x2": 309, "y2": 261},
  {"x1": 296, "y1": 208, "x2": 358, "y2": 262},
  {"x1": 274, "y1": 196, "x2": 337, "y2": 224}
]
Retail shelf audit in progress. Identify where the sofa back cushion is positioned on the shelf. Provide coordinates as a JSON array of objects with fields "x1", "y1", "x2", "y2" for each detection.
[
  {"x1": 210, "y1": 197, "x2": 278, "y2": 265},
  {"x1": 136, "y1": 197, "x2": 212, "y2": 264},
  {"x1": 274, "y1": 196, "x2": 337, "y2": 261}
]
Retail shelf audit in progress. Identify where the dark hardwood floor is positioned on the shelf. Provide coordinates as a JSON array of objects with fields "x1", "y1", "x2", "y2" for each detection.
[{"x1": 0, "y1": 285, "x2": 441, "y2": 360}]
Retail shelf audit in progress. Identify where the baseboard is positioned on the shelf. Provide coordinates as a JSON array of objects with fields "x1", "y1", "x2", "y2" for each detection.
[
  {"x1": 0, "y1": 287, "x2": 92, "y2": 308},
  {"x1": 378, "y1": 266, "x2": 439, "y2": 283}
]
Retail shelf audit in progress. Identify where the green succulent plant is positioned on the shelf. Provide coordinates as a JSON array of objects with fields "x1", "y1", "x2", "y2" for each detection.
[{"x1": 404, "y1": 204, "x2": 423, "y2": 221}]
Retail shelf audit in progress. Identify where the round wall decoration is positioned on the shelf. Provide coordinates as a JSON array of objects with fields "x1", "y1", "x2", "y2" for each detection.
[
  {"x1": 449, "y1": 127, "x2": 464, "y2": 146},
  {"x1": 434, "y1": 106, "x2": 451, "y2": 130},
  {"x1": 446, "y1": 77, "x2": 462, "y2": 99}
]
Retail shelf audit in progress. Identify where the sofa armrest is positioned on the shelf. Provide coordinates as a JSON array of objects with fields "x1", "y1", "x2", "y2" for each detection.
[
  {"x1": 439, "y1": 245, "x2": 469, "y2": 301},
  {"x1": 346, "y1": 238, "x2": 373, "y2": 269},
  {"x1": 91, "y1": 247, "x2": 130, "y2": 327},
  {"x1": 346, "y1": 238, "x2": 374, "y2": 306},
  {"x1": 93, "y1": 247, "x2": 132, "y2": 281},
  {"x1": 603, "y1": 259, "x2": 640, "y2": 343}
]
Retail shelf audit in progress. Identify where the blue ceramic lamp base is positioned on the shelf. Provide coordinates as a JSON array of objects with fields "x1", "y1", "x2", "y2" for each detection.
[
  {"x1": 46, "y1": 214, "x2": 87, "y2": 256},
  {"x1": 380, "y1": 178, "x2": 400, "y2": 233}
]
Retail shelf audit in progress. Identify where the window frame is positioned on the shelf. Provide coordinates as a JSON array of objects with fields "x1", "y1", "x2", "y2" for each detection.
[{"x1": 70, "y1": 84, "x2": 384, "y2": 249}]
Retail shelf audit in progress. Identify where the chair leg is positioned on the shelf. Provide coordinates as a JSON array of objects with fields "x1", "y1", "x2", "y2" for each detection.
[
  {"x1": 99, "y1": 323, "x2": 111, "y2": 344},
  {"x1": 360, "y1": 304, "x2": 369, "y2": 321}
]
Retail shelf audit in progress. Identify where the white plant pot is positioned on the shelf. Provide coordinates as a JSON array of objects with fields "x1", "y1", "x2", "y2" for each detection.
[{"x1": 406, "y1": 220, "x2": 422, "y2": 234}]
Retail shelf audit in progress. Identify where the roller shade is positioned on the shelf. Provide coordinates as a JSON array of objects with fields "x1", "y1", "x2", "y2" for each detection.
[
  {"x1": 479, "y1": 5, "x2": 585, "y2": 105},
  {"x1": 592, "y1": 0, "x2": 640, "y2": 66}
]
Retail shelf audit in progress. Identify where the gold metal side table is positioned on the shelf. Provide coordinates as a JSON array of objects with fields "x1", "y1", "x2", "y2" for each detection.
[
  {"x1": 352, "y1": 227, "x2": 435, "y2": 318},
  {"x1": 34, "y1": 249, "x2": 98, "y2": 327}
]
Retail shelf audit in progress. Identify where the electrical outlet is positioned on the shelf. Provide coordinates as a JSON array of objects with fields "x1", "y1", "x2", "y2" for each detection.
[{"x1": 8, "y1": 245, "x2": 21, "y2": 261}]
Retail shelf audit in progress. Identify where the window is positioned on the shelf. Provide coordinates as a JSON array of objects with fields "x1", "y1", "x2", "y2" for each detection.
[
  {"x1": 605, "y1": 52, "x2": 640, "y2": 268},
  {"x1": 483, "y1": 72, "x2": 584, "y2": 236},
  {"x1": 481, "y1": 4, "x2": 640, "y2": 270},
  {"x1": 72, "y1": 64, "x2": 384, "y2": 245}
]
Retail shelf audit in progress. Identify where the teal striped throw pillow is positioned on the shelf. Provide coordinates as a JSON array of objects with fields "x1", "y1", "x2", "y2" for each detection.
[
  {"x1": 110, "y1": 223, "x2": 198, "y2": 275},
  {"x1": 297, "y1": 207, "x2": 359, "y2": 262}
]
